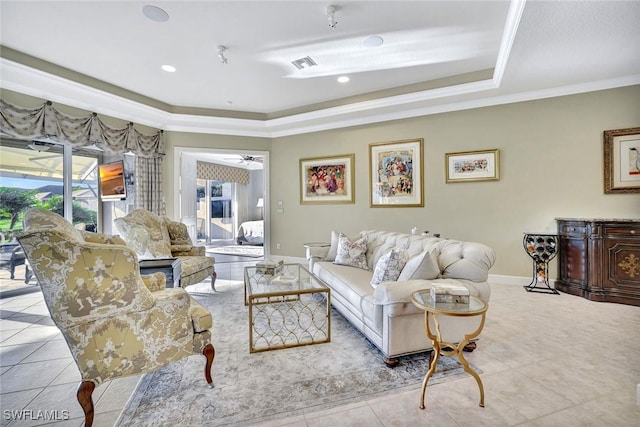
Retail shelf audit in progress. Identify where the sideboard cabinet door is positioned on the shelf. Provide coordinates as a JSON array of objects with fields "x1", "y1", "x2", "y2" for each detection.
[{"x1": 556, "y1": 219, "x2": 640, "y2": 306}]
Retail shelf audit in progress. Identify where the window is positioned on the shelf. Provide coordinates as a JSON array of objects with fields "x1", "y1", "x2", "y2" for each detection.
[{"x1": 0, "y1": 139, "x2": 100, "y2": 292}]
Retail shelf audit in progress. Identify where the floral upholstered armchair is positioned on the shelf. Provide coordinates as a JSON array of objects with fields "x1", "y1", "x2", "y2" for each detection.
[
  {"x1": 114, "y1": 209, "x2": 217, "y2": 291},
  {"x1": 17, "y1": 208, "x2": 215, "y2": 427}
]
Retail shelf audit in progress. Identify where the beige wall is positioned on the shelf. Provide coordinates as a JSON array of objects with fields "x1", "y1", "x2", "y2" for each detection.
[
  {"x1": 269, "y1": 86, "x2": 640, "y2": 278},
  {"x1": 3, "y1": 86, "x2": 639, "y2": 279}
]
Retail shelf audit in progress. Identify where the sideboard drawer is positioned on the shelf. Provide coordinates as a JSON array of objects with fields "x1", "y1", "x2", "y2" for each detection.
[
  {"x1": 558, "y1": 223, "x2": 588, "y2": 237},
  {"x1": 604, "y1": 225, "x2": 640, "y2": 238}
]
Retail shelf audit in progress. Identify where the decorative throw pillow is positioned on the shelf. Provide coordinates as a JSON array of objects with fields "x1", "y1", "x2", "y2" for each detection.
[
  {"x1": 370, "y1": 248, "x2": 409, "y2": 288},
  {"x1": 398, "y1": 249, "x2": 440, "y2": 281},
  {"x1": 326, "y1": 230, "x2": 359, "y2": 261},
  {"x1": 334, "y1": 234, "x2": 369, "y2": 270}
]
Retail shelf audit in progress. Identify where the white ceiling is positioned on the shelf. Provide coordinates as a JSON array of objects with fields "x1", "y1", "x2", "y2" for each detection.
[{"x1": 0, "y1": 1, "x2": 639, "y2": 138}]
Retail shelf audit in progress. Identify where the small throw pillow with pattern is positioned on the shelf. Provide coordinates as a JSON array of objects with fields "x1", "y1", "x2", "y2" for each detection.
[
  {"x1": 371, "y1": 248, "x2": 409, "y2": 288},
  {"x1": 334, "y1": 233, "x2": 369, "y2": 270}
]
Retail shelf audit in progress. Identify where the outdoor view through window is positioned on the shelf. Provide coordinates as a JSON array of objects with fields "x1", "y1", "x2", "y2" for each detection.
[{"x1": 0, "y1": 140, "x2": 99, "y2": 294}]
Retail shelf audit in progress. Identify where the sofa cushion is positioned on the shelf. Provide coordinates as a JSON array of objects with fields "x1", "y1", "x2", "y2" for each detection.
[
  {"x1": 370, "y1": 248, "x2": 408, "y2": 288},
  {"x1": 314, "y1": 262, "x2": 373, "y2": 312},
  {"x1": 334, "y1": 233, "x2": 368, "y2": 270},
  {"x1": 398, "y1": 249, "x2": 440, "y2": 281},
  {"x1": 313, "y1": 261, "x2": 383, "y2": 334}
]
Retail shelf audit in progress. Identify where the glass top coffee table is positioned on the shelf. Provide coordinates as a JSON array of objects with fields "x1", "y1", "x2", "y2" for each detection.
[{"x1": 244, "y1": 263, "x2": 331, "y2": 353}]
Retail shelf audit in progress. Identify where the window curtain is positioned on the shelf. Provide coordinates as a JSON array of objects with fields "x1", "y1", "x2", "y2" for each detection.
[
  {"x1": 0, "y1": 98, "x2": 165, "y2": 213},
  {"x1": 135, "y1": 156, "x2": 163, "y2": 215}
]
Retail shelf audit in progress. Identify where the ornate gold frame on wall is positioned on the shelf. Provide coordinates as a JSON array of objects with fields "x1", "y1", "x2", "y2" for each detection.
[
  {"x1": 369, "y1": 138, "x2": 424, "y2": 207},
  {"x1": 299, "y1": 154, "x2": 355, "y2": 204},
  {"x1": 603, "y1": 127, "x2": 640, "y2": 194}
]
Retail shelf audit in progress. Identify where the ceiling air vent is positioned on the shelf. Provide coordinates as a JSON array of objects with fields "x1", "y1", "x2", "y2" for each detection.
[{"x1": 291, "y1": 56, "x2": 317, "y2": 70}]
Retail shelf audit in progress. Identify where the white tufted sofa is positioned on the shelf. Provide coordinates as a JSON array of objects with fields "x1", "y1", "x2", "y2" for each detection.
[{"x1": 307, "y1": 230, "x2": 496, "y2": 365}]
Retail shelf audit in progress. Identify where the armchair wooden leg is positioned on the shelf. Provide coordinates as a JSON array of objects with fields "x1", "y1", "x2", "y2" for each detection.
[
  {"x1": 77, "y1": 381, "x2": 95, "y2": 427},
  {"x1": 210, "y1": 271, "x2": 217, "y2": 292},
  {"x1": 203, "y1": 343, "x2": 215, "y2": 388}
]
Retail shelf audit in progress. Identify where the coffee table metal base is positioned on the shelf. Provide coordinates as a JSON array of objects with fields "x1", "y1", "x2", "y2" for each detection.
[{"x1": 245, "y1": 264, "x2": 331, "y2": 353}]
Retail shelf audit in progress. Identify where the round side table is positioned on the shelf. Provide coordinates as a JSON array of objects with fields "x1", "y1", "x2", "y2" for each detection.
[{"x1": 410, "y1": 290, "x2": 488, "y2": 410}]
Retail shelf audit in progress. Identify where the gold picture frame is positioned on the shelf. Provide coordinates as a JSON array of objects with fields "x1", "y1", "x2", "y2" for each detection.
[
  {"x1": 604, "y1": 127, "x2": 640, "y2": 194},
  {"x1": 369, "y1": 138, "x2": 424, "y2": 207},
  {"x1": 445, "y1": 149, "x2": 500, "y2": 183},
  {"x1": 300, "y1": 154, "x2": 355, "y2": 204}
]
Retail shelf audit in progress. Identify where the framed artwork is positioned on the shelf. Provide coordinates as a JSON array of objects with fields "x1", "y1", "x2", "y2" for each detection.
[
  {"x1": 369, "y1": 138, "x2": 423, "y2": 207},
  {"x1": 300, "y1": 154, "x2": 355, "y2": 204},
  {"x1": 445, "y1": 149, "x2": 500, "y2": 183},
  {"x1": 604, "y1": 127, "x2": 640, "y2": 194}
]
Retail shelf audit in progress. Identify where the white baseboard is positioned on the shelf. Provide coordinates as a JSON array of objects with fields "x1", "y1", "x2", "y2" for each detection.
[{"x1": 489, "y1": 274, "x2": 536, "y2": 286}]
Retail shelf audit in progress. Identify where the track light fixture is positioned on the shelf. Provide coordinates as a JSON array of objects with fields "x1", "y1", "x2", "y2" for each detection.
[
  {"x1": 217, "y1": 45, "x2": 228, "y2": 64},
  {"x1": 326, "y1": 5, "x2": 338, "y2": 29}
]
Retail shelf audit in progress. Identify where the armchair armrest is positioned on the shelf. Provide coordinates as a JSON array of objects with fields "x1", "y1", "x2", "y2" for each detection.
[{"x1": 141, "y1": 272, "x2": 167, "y2": 292}]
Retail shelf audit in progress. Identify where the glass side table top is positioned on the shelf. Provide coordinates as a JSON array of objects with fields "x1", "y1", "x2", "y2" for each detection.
[{"x1": 411, "y1": 290, "x2": 486, "y2": 316}]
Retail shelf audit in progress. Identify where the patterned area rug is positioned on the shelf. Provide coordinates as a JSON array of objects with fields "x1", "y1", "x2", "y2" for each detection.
[
  {"x1": 117, "y1": 280, "x2": 473, "y2": 426},
  {"x1": 206, "y1": 245, "x2": 264, "y2": 258}
]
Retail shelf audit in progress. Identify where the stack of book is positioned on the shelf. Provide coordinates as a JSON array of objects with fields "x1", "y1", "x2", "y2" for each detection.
[
  {"x1": 256, "y1": 259, "x2": 284, "y2": 275},
  {"x1": 430, "y1": 284, "x2": 470, "y2": 304}
]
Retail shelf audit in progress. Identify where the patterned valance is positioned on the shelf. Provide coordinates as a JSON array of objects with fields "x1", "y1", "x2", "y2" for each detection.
[
  {"x1": 0, "y1": 99, "x2": 163, "y2": 158},
  {"x1": 197, "y1": 161, "x2": 249, "y2": 185}
]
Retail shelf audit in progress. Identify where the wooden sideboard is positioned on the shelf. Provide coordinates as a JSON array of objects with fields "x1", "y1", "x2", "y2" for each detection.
[{"x1": 556, "y1": 218, "x2": 640, "y2": 306}]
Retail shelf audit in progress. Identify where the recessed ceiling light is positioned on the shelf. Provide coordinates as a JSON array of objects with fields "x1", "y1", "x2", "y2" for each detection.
[
  {"x1": 161, "y1": 65, "x2": 176, "y2": 72},
  {"x1": 362, "y1": 35, "x2": 384, "y2": 48},
  {"x1": 337, "y1": 76, "x2": 350, "y2": 83},
  {"x1": 142, "y1": 5, "x2": 169, "y2": 22}
]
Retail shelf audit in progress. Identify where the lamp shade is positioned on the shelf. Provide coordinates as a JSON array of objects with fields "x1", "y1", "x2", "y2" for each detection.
[{"x1": 256, "y1": 198, "x2": 264, "y2": 208}]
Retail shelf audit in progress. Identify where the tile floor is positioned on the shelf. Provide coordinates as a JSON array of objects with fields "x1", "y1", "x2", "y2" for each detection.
[{"x1": 1, "y1": 261, "x2": 640, "y2": 426}]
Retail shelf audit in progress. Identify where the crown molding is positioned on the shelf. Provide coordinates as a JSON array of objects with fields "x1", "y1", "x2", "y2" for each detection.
[{"x1": 2, "y1": 57, "x2": 639, "y2": 139}]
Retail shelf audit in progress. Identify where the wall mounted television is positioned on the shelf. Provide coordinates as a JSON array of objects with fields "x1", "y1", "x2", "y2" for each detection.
[{"x1": 98, "y1": 160, "x2": 127, "y2": 201}]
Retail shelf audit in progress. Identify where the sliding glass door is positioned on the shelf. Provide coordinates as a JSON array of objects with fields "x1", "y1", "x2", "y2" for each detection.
[
  {"x1": 0, "y1": 139, "x2": 100, "y2": 293},
  {"x1": 196, "y1": 179, "x2": 236, "y2": 244}
]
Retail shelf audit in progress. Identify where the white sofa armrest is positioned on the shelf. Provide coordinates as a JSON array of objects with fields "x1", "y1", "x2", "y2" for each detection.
[
  {"x1": 373, "y1": 278, "x2": 490, "y2": 305},
  {"x1": 305, "y1": 244, "x2": 330, "y2": 271}
]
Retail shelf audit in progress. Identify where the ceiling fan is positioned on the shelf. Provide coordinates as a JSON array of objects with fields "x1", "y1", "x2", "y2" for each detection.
[{"x1": 224, "y1": 155, "x2": 263, "y2": 165}]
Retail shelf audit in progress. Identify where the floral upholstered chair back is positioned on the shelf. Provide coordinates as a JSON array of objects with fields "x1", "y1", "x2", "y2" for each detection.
[
  {"x1": 18, "y1": 208, "x2": 154, "y2": 331},
  {"x1": 113, "y1": 209, "x2": 173, "y2": 259},
  {"x1": 114, "y1": 209, "x2": 205, "y2": 258}
]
